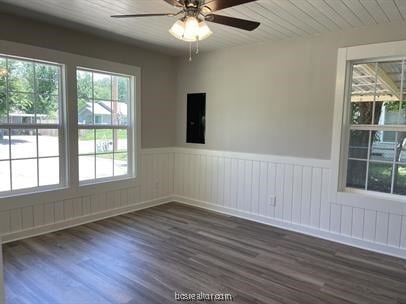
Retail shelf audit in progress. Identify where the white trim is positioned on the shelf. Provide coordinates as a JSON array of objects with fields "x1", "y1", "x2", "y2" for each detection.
[
  {"x1": 0, "y1": 39, "x2": 142, "y2": 208},
  {"x1": 173, "y1": 195, "x2": 406, "y2": 259},
  {"x1": 1, "y1": 196, "x2": 172, "y2": 244},
  {"x1": 173, "y1": 147, "x2": 331, "y2": 168},
  {"x1": 330, "y1": 40, "x2": 406, "y2": 207}
]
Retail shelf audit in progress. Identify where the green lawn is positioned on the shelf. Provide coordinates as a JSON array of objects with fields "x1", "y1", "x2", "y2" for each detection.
[{"x1": 79, "y1": 129, "x2": 127, "y2": 140}]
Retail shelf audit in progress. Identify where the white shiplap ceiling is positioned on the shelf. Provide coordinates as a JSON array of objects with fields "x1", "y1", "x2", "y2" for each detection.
[{"x1": 0, "y1": 0, "x2": 406, "y2": 55}]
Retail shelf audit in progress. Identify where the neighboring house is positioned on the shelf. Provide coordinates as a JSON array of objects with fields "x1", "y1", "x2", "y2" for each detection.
[{"x1": 78, "y1": 101, "x2": 127, "y2": 125}]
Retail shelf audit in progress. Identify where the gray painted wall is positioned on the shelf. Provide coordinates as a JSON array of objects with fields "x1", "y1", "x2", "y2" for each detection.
[
  {"x1": 0, "y1": 12, "x2": 177, "y2": 148},
  {"x1": 175, "y1": 22, "x2": 406, "y2": 159}
]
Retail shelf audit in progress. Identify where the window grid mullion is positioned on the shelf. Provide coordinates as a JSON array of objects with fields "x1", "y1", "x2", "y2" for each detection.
[{"x1": 390, "y1": 132, "x2": 398, "y2": 194}]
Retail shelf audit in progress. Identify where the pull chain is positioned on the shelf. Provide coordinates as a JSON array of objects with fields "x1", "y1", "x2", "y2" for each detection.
[
  {"x1": 196, "y1": 36, "x2": 199, "y2": 55},
  {"x1": 189, "y1": 42, "x2": 192, "y2": 62}
]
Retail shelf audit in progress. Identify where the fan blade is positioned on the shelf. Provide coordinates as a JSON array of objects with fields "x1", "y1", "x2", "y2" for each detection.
[
  {"x1": 206, "y1": 14, "x2": 260, "y2": 31},
  {"x1": 163, "y1": 0, "x2": 184, "y2": 7},
  {"x1": 111, "y1": 13, "x2": 176, "y2": 18},
  {"x1": 204, "y1": 0, "x2": 257, "y2": 12}
]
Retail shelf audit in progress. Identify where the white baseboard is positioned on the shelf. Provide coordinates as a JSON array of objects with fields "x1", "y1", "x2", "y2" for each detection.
[
  {"x1": 172, "y1": 195, "x2": 406, "y2": 259},
  {"x1": 1, "y1": 196, "x2": 172, "y2": 244}
]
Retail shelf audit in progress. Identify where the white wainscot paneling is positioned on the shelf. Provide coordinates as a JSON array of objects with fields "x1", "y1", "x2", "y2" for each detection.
[
  {"x1": 172, "y1": 148, "x2": 406, "y2": 259},
  {"x1": 0, "y1": 149, "x2": 174, "y2": 243}
]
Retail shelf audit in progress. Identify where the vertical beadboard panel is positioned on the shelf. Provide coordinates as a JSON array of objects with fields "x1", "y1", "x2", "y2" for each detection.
[
  {"x1": 319, "y1": 168, "x2": 331, "y2": 230},
  {"x1": 237, "y1": 159, "x2": 245, "y2": 211},
  {"x1": 352, "y1": 207, "x2": 364, "y2": 239},
  {"x1": 364, "y1": 210, "x2": 377, "y2": 242},
  {"x1": 230, "y1": 158, "x2": 239, "y2": 209},
  {"x1": 10, "y1": 209, "x2": 22, "y2": 232},
  {"x1": 251, "y1": 161, "x2": 260, "y2": 214},
  {"x1": 330, "y1": 204, "x2": 342, "y2": 233},
  {"x1": 401, "y1": 216, "x2": 406, "y2": 249},
  {"x1": 267, "y1": 163, "x2": 276, "y2": 218},
  {"x1": 291, "y1": 165, "x2": 303, "y2": 224},
  {"x1": 21, "y1": 206, "x2": 34, "y2": 230},
  {"x1": 211, "y1": 156, "x2": 219, "y2": 205},
  {"x1": 283, "y1": 165, "x2": 294, "y2": 222},
  {"x1": 387, "y1": 214, "x2": 402, "y2": 247},
  {"x1": 43, "y1": 202, "x2": 55, "y2": 225},
  {"x1": 340, "y1": 206, "x2": 353, "y2": 236},
  {"x1": 33, "y1": 204, "x2": 45, "y2": 227},
  {"x1": 223, "y1": 158, "x2": 232, "y2": 208},
  {"x1": 310, "y1": 168, "x2": 322, "y2": 228},
  {"x1": 300, "y1": 167, "x2": 312, "y2": 225},
  {"x1": 217, "y1": 157, "x2": 225, "y2": 206},
  {"x1": 258, "y1": 161, "x2": 268, "y2": 216},
  {"x1": 206, "y1": 156, "x2": 213, "y2": 204},
  {"x1": 189, "y1": 154, "x2": 197, "y2": 200},
  {"x1": 243, "y1": 160, "x2": 253, "y2": 212},
  {"x1": 274, "y1": 163, "x2": 285, "y2": 219},
  {"x1": 375, "y1": 212, "x2": 389, "y2": 244},
  {"x1": 200, "y1": 155, "x2": 208, "y2": 202},
  {"x1": 0, "y1": 212, "x2": 10, "y2": 235}
]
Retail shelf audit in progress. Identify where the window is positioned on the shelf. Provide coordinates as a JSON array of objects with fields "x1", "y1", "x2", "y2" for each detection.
[
  {"x1": 0, "y1": 55, "x2": 64, "y2": 194},
  {"x1": 345, "y1": 59, "x2": 406, "y2": 195},
  {"x1": 77, "y1": 68, "x2": 132, "y2": 182}
]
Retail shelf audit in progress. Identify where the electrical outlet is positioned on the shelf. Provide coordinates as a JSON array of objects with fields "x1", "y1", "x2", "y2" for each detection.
[{"x1": 268, "y1": 195, "x2": 276, "y2": 206}]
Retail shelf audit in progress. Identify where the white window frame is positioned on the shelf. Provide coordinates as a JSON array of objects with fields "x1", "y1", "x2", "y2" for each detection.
[
  {"x1": 0, "y1": 53, "x2": 67, "y2": 197},
  {"x1": 331, "y1": 40, "x2": 406, "y2": 209},
  {"x1": 0, "y1": 39, "x2": 141, "y2": 205},
  {"x1": 76, "y1": 67, "x2": 135, "y2": 185}
]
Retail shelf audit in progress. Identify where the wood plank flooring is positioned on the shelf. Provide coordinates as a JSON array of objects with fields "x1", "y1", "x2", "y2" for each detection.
[{"x1": 3, "y1": 202, "x2": 406, "y2": 304}]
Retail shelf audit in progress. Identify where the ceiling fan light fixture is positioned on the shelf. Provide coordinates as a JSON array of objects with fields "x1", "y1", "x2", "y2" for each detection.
[
  {"x1": 198, "y1": 21, "x2": 213, "y2": 41},
  {"x1": 183, "y1": 16, "x2": 200, "y2": 41},
  {"x1": 169, "y1": 17, "x2": 212, "y2": 42},
  {"x1": 169, "y1": 19, "x2": 186, "y2": 40}
]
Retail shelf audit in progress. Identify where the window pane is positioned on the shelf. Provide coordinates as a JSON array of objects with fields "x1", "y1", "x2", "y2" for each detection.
[
  {"x1": 8, "y1": 59, "x2": 34, "y2": 93},
  {"x1": 38, "y1": 129, "x2": 59, "y2": 157},
  {"x1": 10, "y1": 129, "x2": 37, "y2": 159},
  {"x1": 0, "y1": 91, "x2": 6, "y2": 123},
  {"x1": 0, "y1": 59, "x2": 6, "y2": 123},
  {"x1": 12, "y1": 158, "x2": 37, "y2": 190},
  {"x1": 350, "y1": 102, "x2": 373, "y2": 125},
  {"x1": 367, "y1": 162, "x2": 392, "y2": 193},
  {"x1": 78, "y1": 129, "x2": 95, "y2": 154},
  {"x1": 96, "y1": 154, "x2": 113, "y2": 178},
  {"x1": 346, "y1": 160, "x2": 367, "y2": 189},
  {"x1": 79, "y1": 155, "x2": 95, "y2": 181},
  {"x1": 0, "y1": 129, "x2": 9, "y2": 159},
  {"x1": 114, "y1": 129, "x2": 127, "y2": 152},
  {"x1": 93, "y1": 73, "x2": 111, "y2": 100},
  {"x1": 96, "y1": 129, "x2": 113, "y2": 153},
  {"x1": 348, "y1": 130, "x2": 369, "y2": 159},
  {"x1": 78, "y1": 100, "x2": 93, "y2": 125},
  {"x1": 369, "y1": 131, "x2": 396, "y2": 162},
  {"x1": 112, "y1": 76, "x2": 129, "y2": 102},
  {"x1": 9, "y1": 92, "x2": 36, "y2": 124},
  {"x1": 374, "y1": 61, "x2": 402, "y2": 125},
  {"x1": 36, "y1": 63, "x2": 59, "y2": 96},
  {"x1": 398, "y1": 131, "x2": 406, "y2": 163},
  {"x1": 36, "y1": 94, "x2": 59, "y2": 124},
  {"x1": 77, "y1": 70, "x2": 92, "y2": 99},
  {"x1": 112, "y1": 102, "x2": 127, "y2": 125},
  {"x1": 394, "y1": 165, "x2": 406, "y2": 195},
  {"x1": 0, "y1": 160, "x2": 10, "y2": 192},
  {"x1": 94, "y1": 101, "x2": 111, "y2": 125},
  {"x1": 39, "y1": 157, "x2": 59, "y2": 186},
  {"x1": 114, "y1": 152, "x2": 127, "y2": 176}
]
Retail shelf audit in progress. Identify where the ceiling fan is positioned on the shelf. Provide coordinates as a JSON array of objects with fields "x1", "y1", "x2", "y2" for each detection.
[{"x1": 111, "y1": 0, "x2": 260, "y2": 60}]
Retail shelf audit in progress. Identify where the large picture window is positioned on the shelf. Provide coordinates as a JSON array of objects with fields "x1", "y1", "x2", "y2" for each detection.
[
  {"x1": 77, "y1": 68, "x2": 132, "y2": 182},
  {"x1": 346, "y1": 60, "x2": 406, "y2": 195},
  {"x1": 0, "y1": 55, "x2": 64, "y2": 194}
]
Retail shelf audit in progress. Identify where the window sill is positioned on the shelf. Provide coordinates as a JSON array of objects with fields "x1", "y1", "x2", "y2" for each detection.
[{"x1": 335, "y1": 188, "x2": 406, "y2": 215}]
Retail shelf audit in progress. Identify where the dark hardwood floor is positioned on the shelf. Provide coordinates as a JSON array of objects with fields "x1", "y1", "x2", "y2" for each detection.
[{"x1": 3, "y1": 202, "x2": 406, "y2": 304}]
